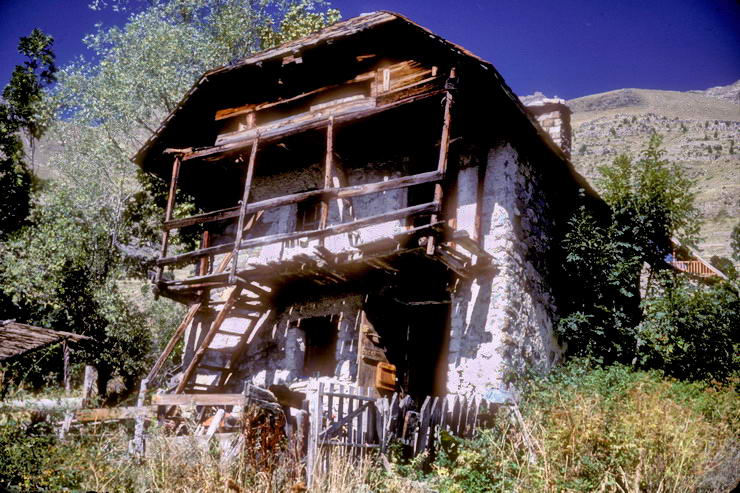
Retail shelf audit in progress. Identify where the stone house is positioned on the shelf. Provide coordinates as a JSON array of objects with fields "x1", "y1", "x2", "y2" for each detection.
[{"x1": 135, "y1": 11, "x2": 601, "y2": 401}]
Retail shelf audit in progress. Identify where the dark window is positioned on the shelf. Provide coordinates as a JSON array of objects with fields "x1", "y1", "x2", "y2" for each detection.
[
  {"x1": 296, "y1": 196, "x2": 322, "y2": 232},
  {"x1": 301, "y1": 315, "x2": 338, "y2": 377}
]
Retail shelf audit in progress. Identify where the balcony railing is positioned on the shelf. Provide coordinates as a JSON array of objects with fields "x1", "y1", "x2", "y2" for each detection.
[{"x1": 670, "y1": 260, "x2": 718, "y2": 278}]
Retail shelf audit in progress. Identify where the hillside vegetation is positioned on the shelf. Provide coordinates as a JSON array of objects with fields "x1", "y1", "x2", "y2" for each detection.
[{"x1": 569, "y1": 82, "x2": 740, "y2": 260}]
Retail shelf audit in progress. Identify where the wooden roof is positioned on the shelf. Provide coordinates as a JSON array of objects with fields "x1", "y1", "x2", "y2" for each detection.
[{"x1": 0, "y1": 320, "x2": 89, "y2": 361}]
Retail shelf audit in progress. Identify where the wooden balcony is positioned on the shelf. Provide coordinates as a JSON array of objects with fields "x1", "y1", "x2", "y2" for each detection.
[{"x1": 670, "y1": 260, "x2": 721, "y2": 278}]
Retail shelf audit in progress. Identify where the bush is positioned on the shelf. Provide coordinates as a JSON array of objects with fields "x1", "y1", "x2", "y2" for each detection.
[
  {"x1": 638, "y1": 274, "x2": 740, "y2": 383},
  {"x1": 0, "y1": 411, "x2": 80, "y2": 490}
]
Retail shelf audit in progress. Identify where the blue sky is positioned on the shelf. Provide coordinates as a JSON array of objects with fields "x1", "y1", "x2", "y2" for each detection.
[{"x1": 1, "y1": 0, "x2": 738, "y2": 99}]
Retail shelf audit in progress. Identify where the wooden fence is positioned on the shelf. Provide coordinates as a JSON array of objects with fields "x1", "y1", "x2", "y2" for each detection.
[
  {"x1": 305, "y1": 383, "x2": 499, "y2": 481},
  {"x1": 63, "y1": 382, "x2": 501, "y2": 482}
]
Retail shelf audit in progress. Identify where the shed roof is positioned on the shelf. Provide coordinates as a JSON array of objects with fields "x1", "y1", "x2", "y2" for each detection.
[{"x1": 0, "y1": 320, "x2": 89, "y2": 361}]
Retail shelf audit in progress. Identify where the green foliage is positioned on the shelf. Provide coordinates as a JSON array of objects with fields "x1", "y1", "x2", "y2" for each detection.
[
  {"x1": 0, "y1": 413, "x2": 80, "y2": 490},
  {"x1": 598, "y1": 134, "x2": 699, "y2": 259},
  {"x1": 556, "y1": 205, "x2": 641, "y2": 363},
  {"x1": 0, "y1": 29, "x2": 56, "y2": 238},
  {"x1": 639, "y1": 273, "x2": 739, "y2": 382},
  {"x1": 710, "y1": 255, "x2": 737, "y2": 279},
  {"x1": 731, "y1": 221, "x2": 740, "y2": 262},
  {"x1": 557, "y1": 135, "x2": 702, "y2": 368}
]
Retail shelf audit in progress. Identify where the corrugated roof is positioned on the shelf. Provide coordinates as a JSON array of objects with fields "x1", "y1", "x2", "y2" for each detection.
[{"x1": 0, "y1": 320, "x2": 89, "y2": 361}]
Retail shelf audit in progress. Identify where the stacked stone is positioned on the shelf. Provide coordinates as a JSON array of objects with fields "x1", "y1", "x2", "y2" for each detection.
[{"x1": 523, "y1": 96, "x2": 573, "y2": 159}]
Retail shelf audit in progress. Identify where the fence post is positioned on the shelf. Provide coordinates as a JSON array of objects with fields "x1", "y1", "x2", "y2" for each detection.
[
  {"x1": 306, "y1": 383, "x2": 322, "y2": 486},
  {"x1": 131, "y1": 378, "x2": 149, "y2": 458}
]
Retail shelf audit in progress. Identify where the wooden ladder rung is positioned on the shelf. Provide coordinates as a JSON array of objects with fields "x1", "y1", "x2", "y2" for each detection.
[
  {"x1": 216, "y1": 329, "x2": 248, "y2": 337},
  {"x1": 197, "y1": 364, "x2": 228, "y2": 372}
]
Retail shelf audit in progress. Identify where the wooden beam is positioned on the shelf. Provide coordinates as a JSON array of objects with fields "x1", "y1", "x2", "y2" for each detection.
[
  {"x1": 153, "y1": 393, "x2": 249, "y2": 407},
  {"x1": 158, "y1": 201, "x2": 439, "y2": 266},
  {"x1": 74, "y1": 406, "x2": 155, "y2": 423},
  {"x1": 182, "y1": 87, "x2": 445, "y2": 162},
  {"x1": 214, "y1": 71, "x2": 375, "y2": 121},
  {"x1": 146, "y1": 303, "x2": 200, "y2": 383},
  {"x1": 163, "y1": 169, "x2": 441, "y2": 231},
  {"x1": 427, "y1": 68, "x2": 456, "y2": 255},
  {"x1": 230, "y1": 140, "x2": 259, "y2": 284},
  {"x1": 156, "y1": 155, "x2": 181, "y2": 283},
  {"x1": 319, "y1": 117, "x2": 334, "y2": 236}
]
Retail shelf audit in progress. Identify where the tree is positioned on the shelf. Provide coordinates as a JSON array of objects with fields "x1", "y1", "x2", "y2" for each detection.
[
  {"x1": 0, "y1": 29, "x2": 56, "y2": 238},
  {"x1": 731, "y1": 221, "x2": 740, "y2": 263},
  {"x1": 557, "y1": 135, "x2": 700, "y2": 364},
  {"x1": 49, "y1": 0, "x2": 340, "y2": 270},
  {"x1": 1, "y1": 0, "x2": 341, "y2": 396}
]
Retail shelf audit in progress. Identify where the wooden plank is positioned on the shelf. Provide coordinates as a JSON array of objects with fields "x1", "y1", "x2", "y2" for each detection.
[
  {"x1": 74, "y1": 406, "x2": 155, "y2": 423},
  {"x1": 152, "y1": 393, "x2": 248, "y2": 406},
  {"x1": 230, "y1": 140, "x2": 259, "y2": 284},
  {"x1": 214, "y1": 70, "x2": 375, "y2": 121},
  {"x1": 158, "y1": 201, "x2": 439, "y2": 266},
  {"x1": 175, "y1": 285, "x2": 243, "y2": 393},
  {"x1": 356, "y1": 389, "x2": 364, "y2": 458},
  {"x1": 319, "y1": 117, "x2": 334, "y2": 235},
  {"x1": 320, "y1": 391, "x2": 376, "y2": 401},
  {"x1": 427, "y1": 68, "x2": 456, "y2": 255},
  {"x1": 450, "y1": 395, "x2": 461, "y2": 435},
  {"x1": 183, "y1": 87, "x2": 445, "y2": 162},
  {"x1": 306, "y1": 384, "x2": 322, "y2": 486},
  {"x1": 205, "y1": 409, "x2": 225, "y2": 439},
  {"x1": 336, "y1": 384, "x2": 345, "y2": 444},
  {"x1": 458, "y1": 395, "x2": 469, "y2": 437},
  {"x1": 146, "y1": 303, "x2": 200, "y2": 383},
  {"x1": 156, "y1": 155, "x2": 181, "y2": 283},
  {"x1": 465, "y1": 397, "x2": 478, "y2": 439},
  {"x1": 164, "y1": 206, "x2": 240, "y2": 231},
  {"x1": 163, "y1": 170, "x2": 442, "y2": 231}
]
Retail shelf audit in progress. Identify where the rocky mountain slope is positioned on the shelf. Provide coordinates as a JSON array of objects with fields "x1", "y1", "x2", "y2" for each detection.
[{"x1": 567, "y1": 81, "x2": 740, "y2": 261}]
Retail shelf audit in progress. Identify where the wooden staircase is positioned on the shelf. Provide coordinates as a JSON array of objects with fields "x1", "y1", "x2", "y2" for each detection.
[{"x1": 175, "y1": 281, "x2": 273, "y2": 394}]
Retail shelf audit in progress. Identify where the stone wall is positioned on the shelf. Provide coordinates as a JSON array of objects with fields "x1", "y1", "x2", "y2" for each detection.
[{"x1": 446, "y1": 143, "x2": 562, "y2": 397}]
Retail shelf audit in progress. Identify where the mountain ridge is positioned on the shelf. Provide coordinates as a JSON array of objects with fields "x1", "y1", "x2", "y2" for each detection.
[{"x1": 563, "y1": 81, "x2": 739, "y2": 261}]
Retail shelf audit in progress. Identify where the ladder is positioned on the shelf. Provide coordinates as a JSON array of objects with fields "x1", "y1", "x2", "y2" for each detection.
[{"x1": 176, "y1": 280, "x2": 273, "y2": 394}]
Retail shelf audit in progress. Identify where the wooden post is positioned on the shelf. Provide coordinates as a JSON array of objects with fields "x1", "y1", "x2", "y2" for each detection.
[
  {"x1": 198, "y1": 230, "x2": 210, "y2": 276},
  {"x1": 82, "y1": 365, "x2": 97, "y2": 407},
  {"x1": 319, "y1": 117, "x2": 335, "y2": 242},
  {"x1": 230, "y1": 140, "x2": 259, "y2": 285},
  {"x1": 62, "y1": 340, "x2": 71, "y2": 395},
  {"x1": 131, "y1": 377, "x2": 149, "y2": 458},
  {"x1": 427, "y1": 67, "x2": 456, "y2": 255},
  {"x1": 156, "y1": 156, "x2": 182, "y2": 284},
  {"x1": 306, "y1": 383, "x2": 322, "y2": 487}
]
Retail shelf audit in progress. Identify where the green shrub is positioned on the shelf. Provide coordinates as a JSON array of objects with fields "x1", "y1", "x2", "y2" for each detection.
[{"x1": 0, "y1": 411, "x2": 80, "y2": 490}]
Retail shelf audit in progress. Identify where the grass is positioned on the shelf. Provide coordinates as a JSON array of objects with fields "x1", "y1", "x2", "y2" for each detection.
[{"x1": 1, "y1": 362, "x2": 737, "y2": 492}]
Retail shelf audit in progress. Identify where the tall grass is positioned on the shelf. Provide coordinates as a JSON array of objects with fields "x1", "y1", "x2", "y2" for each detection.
[
  {"x1": 2, "y1": 362, "x2": 737, "y2": 492},
  {"x1": 428, "y1": 363, "x2": 739, "y2": 493}
]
